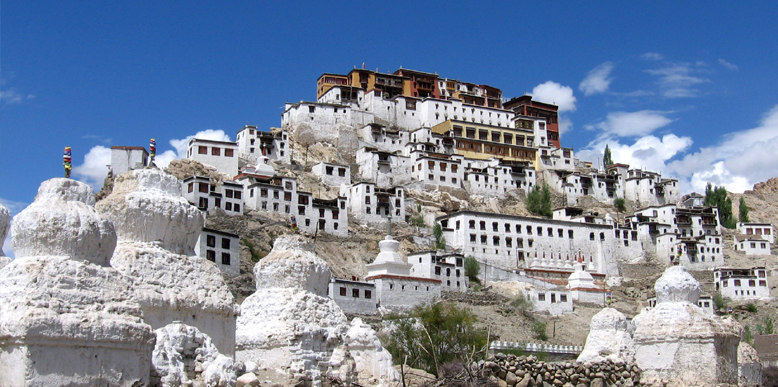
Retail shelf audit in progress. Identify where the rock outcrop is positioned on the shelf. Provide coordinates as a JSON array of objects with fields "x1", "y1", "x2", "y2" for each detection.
[
  {"x1": 631, "y1": 265, "x2": 741, "y2": 386},
  {"x1": 151, "y1": 321, "x2": 237, "y2": 387},
  {"x1": 236, "y1": 235, "x2": 349, "y2": 385},
  {"x1": 737, "y1": 342, "x2": 762, "y2": 387},
  {"x1": 0, "y1": 202, "x2": 10, "y2": 269},
  {"x1": 577, "y1": 307, "x2": 635, "y2": 364},
  {"x1": 96, "y1": 168, "x2": 239, "y2": 355},
  {"x1": 0, "y1": 178, "x2": 155, "y2": 387},
  {"x1": 329, "y1": 318, "x2": 400, "y2": 386}
]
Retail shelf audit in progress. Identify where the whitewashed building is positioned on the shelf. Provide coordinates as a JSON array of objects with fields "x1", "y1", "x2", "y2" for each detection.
[
  {"x1": 528, "y1": 287, "x2": 573, "y2": 316},
  {"x1": 738, "y1": 222, "x2": 774, "y2": 244},
  {"x1": 356, "y1": 148, "x2": 413, "y2": 188},
  {"x1": 364, "y1": 236, "x2": 442, "y2": 309},
  {"x1": 110, "y1": 146, "x2": 148, "y2": 176},
  {"x1": 194, "y1": 228, "x2": 240, "y2": 276},
  {"x1": 436, "y1": 211, "x2": 644, "y2": 277},
  {"x1": 235, "y1": 125, "x2": 290, "y2": 165},
  {"x1": 464, "y1": 158, "x2": 536, "y2": 196},
  {"x1": 182, "y1": 176, "x2": 244, "y2": 216},
  {"x1": 342, "y1": 182, "x2": 405, "y2": 226},
  {"x1": 312, "y1": 162, "x2": 351, "y2": 187},
  {"x1": 236, "y1": 173, "x2": 348, "y2": 237},
  {"x1": 715, "y1": 267, "x2": 771, "y2": 300},
  {"x1": 186, "y1": 139, "x2": 239, "y2": 178},
  {"x1": 327, "y1": 279, "x2": 377, "y2": 315},
  {"x1": 734, "y1": 235, "x2": 771, "y2": 255},
  {"x1": 408, "y1": 251, "x2": 469, "y2": 291}
]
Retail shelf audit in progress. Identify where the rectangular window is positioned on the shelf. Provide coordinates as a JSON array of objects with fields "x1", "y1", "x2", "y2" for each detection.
[
  {"x1": 221, "y1": 253, "x2": 230, "y2": 265},
  {"x1": 560, "y1": 294, "x2": 567, "y2": 302},
  {"x1": 225, "y1": 189, "x2": 234, "y2": 198},
  {"x1": 339, "y1": 287, "x2": 347, "y2": 296},
  {"x1": 206, "y1": 235, "x2": 216, "y2": 247},
  {"x1": 225, "y1": 202, "x2": 232, "y2": 211},
  {"x1": 198, "y1": 146, "x2": 208, "y2": 154},
  {"x1": 211, "y1": 147, "x2": 221, "y2": 156},
  {"x1": 352, "y1": 288, "x2": 359, "y2": 298},
  {"x1": 199, "y1": 183, "x2": 209, "y2": 193},
  {"x1": 188, "y1": 183, "x2": 194, "y2": 193},
  {"x1": 538, "y1": 293, "x2": 546, "y2": 302},
  {"x1": 221, "y1": 238, "x2": 230, "y2": 249},
  {"x1": 206, "y1": 250, "x2": 215, "y2": 261},
  {"x1": 364, "y1": 290, "x2": 372, "y2": 299},
  {"x1": 225, "y1": 148, "x2": 234, "y2": 157}
]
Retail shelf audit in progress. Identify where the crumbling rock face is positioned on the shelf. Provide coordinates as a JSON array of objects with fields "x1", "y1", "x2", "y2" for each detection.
[
  {"x1": 96, "y1": 169, "x2": 239, "y2": 355},
  {"x1": 577, "y1": 307, "x2": 635, "y2": 364},
  {"x1": 236, "y1": 235, "x2": 349, "y2": 385},
  {"x1": 631, "y1": 266, "x2": 741, "y2": 386},
  {"x1": 151, "y1": 322, "x2": 237, "y2": 387},
  {"x1": 738, "y1": 342, "x2": 762, "y2": 386},
  {"x1": 0, "y1": 178, "x2": 155, "y2": 387}
]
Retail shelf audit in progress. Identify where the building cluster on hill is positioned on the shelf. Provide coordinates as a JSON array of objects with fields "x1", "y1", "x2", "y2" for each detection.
[{"x1": 108, "y1": 65, "x2": 773, "y2": 314}]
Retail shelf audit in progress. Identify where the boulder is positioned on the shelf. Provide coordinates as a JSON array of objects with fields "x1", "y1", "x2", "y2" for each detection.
[{"x1": 0, "y1": 178, "x2": 155, "y2": 387}]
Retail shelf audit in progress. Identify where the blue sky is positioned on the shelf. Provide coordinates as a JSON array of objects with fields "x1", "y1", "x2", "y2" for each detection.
[{"x1": 3, "y1": 2, "x2": 778, "y2": 251}]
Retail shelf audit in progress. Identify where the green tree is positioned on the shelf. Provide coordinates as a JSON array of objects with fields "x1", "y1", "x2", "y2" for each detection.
[
  {"x1": 704, "y1": 183, "x2": 736, "y2": 229},
  {"x1": 613, "y1": 197, "x2": 626, "y2": 212},
  {"x1": 603, "y1": 144, "x2": 613, "y2": 167},
  {"x1": 464, "y1": 256, "x2": 480, "y2": 284},
  {"x1": 433, "y1": 223, "x2": 446, "y2": 250},
  {"x1": 383, "y1": 302, "x2": 488, "y2": 376},
  {"x1": 744, "y1": 325, "x2": 754, "y2": 345},
  {"x1": 532, "y1": 320, "x2": 548, "y2": 341},
  {"x1": 527, "y1": 184, "x2": 552, "y2": 217},
  {"x1": 765, "y1": 317, "x2": 775, "y2": 334},
  {"x1": 739, "y1": 197, "x2": 750, "y2": 223},
  {"x1": 714, "y1": 293, "x2": 727, "y2": 312}
]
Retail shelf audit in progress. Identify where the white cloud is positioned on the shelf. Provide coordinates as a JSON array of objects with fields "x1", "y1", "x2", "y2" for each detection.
[
  {"x1": 718, "y1": 58, "x2": 739, "y2": 71},
  {"x1": 665, "y1": 104, "x2": 778, "y2": 193},
  {"x1": 72, "y1": 129, "x2": 232, "y2": 181},
  {"x1": 559, "y1": 117, "x2": 573, "y2": 135},
  {"x1": 531, "y1": 81, "x2": 577, "y2": 112},
  {"x1": 590, "y1": 110, "x2": 675, "y2": 138},
  {"x1": 0, "y1": 89, "x2": 34, "y2": 104},
  {"x1": 645, "y1": 64, "x2": 709, "y2": 98},
  {"x1": 579, "y1": 62, "x2": 614, "y2": 96},
  {"x1": 169, "y1": 129, "x2": 231, "y2": 159},
  {"x1": 641, "y1": 52, "x2": 663, "y2": 61},
  {"x1": 579, "y1": 134, "x2": 692, "y2": 172},
  {"x1": 72, "y1": 146, "x2": 112, "y2": 190}
]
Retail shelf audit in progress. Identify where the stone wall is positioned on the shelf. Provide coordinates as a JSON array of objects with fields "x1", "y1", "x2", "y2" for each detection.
[{"x1": 483, "y1": 354, "x2": 641, "y2": 387}]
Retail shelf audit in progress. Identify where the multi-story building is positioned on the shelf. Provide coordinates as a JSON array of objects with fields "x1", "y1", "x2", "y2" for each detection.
[
  {"x1": 110, "y1": 146, "x2": 149, "y2": 176},
  {"x1": 341, "y1": 182, "x2": 405, "y2": 226},
  {"x1": 715, "y1": 267, "x2": 770, "y2": 300},
  {"x1": 463, "y1": 158, "x2": 536, "y2": 196},
  {"x1": 504, "y1": 95, "x2": 561, "y2": 148},
  {"x1": 407, "y1": 251, "x2": 469, "y2": 291},
  {"x1": 186, "y1": 139, "x2": 239, "y2": 178},
  {"x1": 327, "y1": 278, "x2": 376, "y2": 315},
  {"x1": 436, "y1": 211, "x2": 644, "y2": 277},
  {"x1": 235, "y1": 125, "x2": 290, "y2": 165},
  {"x1": 738, "y1": 223, "x2": 774, "y2": 244},
  {"x1": 182, "y1": 176, "x2": 244, "y2": 216},
  {"x1": 607, "y1": 164, "x2": 680, "y2": 207},
  {"x1": 236, "y1": 173, "x2": 348, "y2": 237},
  {"x1": 194, "y1": 228, "x2": 240, "y2": 276},
  {"x1": 431, "y1": 119, "x2": 541, "y2": 165}
]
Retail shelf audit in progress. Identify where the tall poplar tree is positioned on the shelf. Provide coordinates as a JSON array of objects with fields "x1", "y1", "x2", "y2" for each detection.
[{"x1": 603, "y1": 144, "x2": 613, "y2": 167}]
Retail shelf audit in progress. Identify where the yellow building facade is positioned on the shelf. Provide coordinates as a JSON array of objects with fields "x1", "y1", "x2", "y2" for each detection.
[{"x1": 431, "y1": 120, "x2": 537, "y2": 166}]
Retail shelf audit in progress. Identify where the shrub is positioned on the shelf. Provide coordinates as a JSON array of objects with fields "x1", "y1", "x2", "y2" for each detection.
[
  {"x1": 383, "y1": 302, "x2": 488, "y2": 376},
  {"x1": 526, "y1": 184, "x2": 552, "y2": 217},
  {"x1": 744, "y1": 326, "x2": 754, "y2": 345},
  {"x1": 765, "y1": 317, "x2": 775, "y2": 335},
  {"x1": 509, "y1": 291, "x2": 534, "y2": 314},
  {"x1": 714, "y1": 293, "x2": 727, "y2": 311},
  {"x1": 433, "y1": 223, "x2": 446, "y2": 249},
  {"x1": 464, "y1": 257, "x2": 480, "y2": 284},
  {"x1": 746, "y1": 303, "x2": 758, "y2": 313},
  {"x1": 532, "y1": 320, "x2": 548, "y2": 341},
  {"x1": 613, "y1": 197, "x2": 626, "y2": 212}
]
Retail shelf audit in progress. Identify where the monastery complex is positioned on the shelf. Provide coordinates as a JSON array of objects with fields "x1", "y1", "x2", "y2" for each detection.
[{"x1": 0, "y1": 65, "x2": 774, "y2": 386}]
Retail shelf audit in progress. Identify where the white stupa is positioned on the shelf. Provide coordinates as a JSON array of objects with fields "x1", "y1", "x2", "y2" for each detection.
[
  {"x1": 96, "y1": 168, "x2": 239, "y2": 355},
  {"x1": 0, "y1": 178, "x2": 155, "y2": 387}
]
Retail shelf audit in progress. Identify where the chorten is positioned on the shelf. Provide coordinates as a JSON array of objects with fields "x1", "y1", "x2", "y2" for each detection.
[{"x1": 0, "y1": 178, "x2": 155, "y2": 386}]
